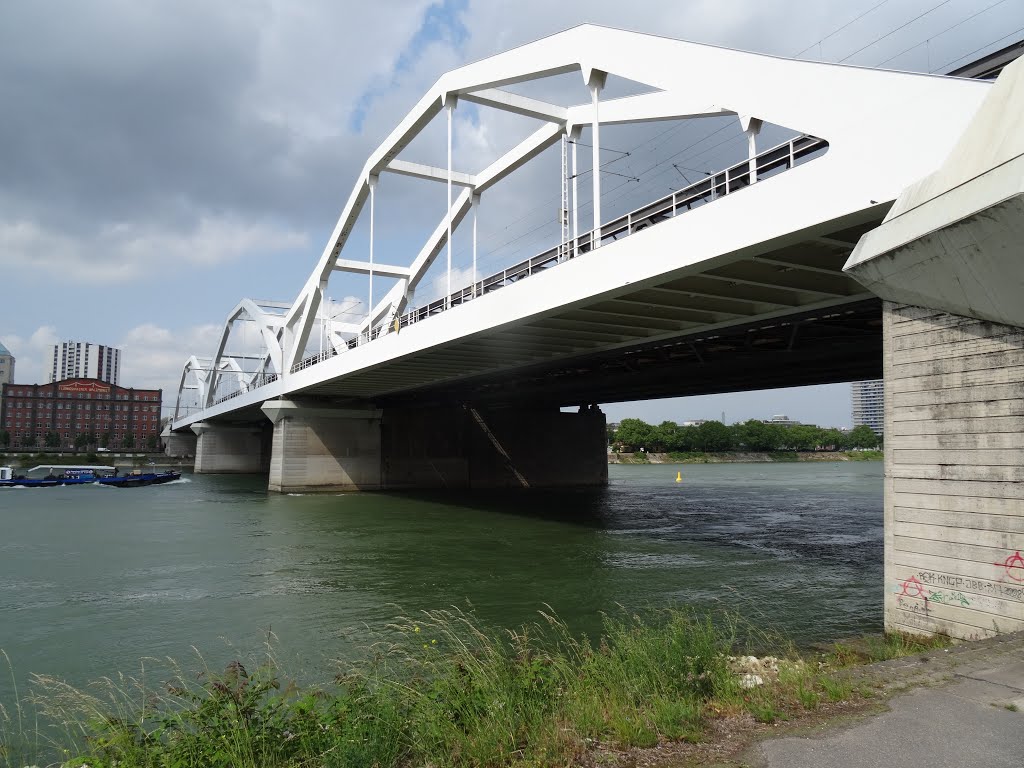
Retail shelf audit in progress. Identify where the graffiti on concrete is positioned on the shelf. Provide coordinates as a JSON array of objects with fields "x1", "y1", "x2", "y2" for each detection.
[
  {"x1": 914, "y1": 571, "x2": 1023, "y2": 601},
  {"x1": 927, "y1": 590, "x2": 970, "y2": 607},
  {"x1": 898, "y1": 575, "x2": 927, "y2": 599},
  {"x1": 995, "y1": 551, "x2": 1024, "y2": 582}
]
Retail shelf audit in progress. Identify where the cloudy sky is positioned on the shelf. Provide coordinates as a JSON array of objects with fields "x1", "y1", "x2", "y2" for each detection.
[{"x1": 2, "y1": 0, "x2": 1021, "y2": 427}]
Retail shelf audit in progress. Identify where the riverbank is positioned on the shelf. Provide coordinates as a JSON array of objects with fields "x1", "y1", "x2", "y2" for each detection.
[
  {"x1": 610, "y1": 450, "x2": 884, "y2": 464},
  {"x1": 0, "y1": 607, "x2": 952, "y2": 768}
]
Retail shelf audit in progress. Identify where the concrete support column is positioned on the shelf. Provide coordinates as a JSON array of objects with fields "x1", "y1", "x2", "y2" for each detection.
[
  {"x1": 191, "y1": 422, "x2": 270, "y2": 474},
  {"x1": 382, "y1": 404, "x2": 608, "y2": 490},
  {"x1": 259, "y1": 400, "x2": 607, "y2": 493},
  {"x1": 163, "y1": 430, "x2": 197, "y2": 458},
  {"x1": 884, "y1": 301, "x2": 1024, "y2": 640},
  {"x1": 263, "y1": 399, "x2": 382, "y2": 492}
]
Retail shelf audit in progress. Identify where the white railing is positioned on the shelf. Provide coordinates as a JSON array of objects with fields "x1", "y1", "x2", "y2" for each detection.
[{"x1": 272, "y1": 134, "x2": 827, "y2": 377}]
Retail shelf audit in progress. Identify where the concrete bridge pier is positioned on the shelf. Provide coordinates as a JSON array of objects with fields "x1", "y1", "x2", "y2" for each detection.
[
  {"x1": 262, "y1": 400, "x2": 384, "y2": 493},
  {"x1": 260, "y1": 399, "x2": 608, "y2": 493},
  {"x1": 883, "y1": 302, "x2": 1024, "y2": 640},
  {"x1": 191, "y1": 422, "x2": 271, "y2": 474},
  {"x1": 383, "y1": 403, "x2": 609, "y2": 490},
  {"x1": 163, "y1": 429, "x2": 197, "y2": 458}
]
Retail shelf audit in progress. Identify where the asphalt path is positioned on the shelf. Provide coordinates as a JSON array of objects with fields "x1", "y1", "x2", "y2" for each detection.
[{"x1": 753, "y1": 634, "x2": 1024, "y2": 768}]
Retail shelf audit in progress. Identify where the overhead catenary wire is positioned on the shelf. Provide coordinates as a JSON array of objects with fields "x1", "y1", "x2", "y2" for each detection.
[
  {"x1": 874, "y1": 0, "x2": 1011, "y2": 67},
  {"x1": 838, "y1": 0, "x2": 954, "y2": 63},
  {"x1": 931, "y1": 24, "x2": 1024, "y2": 72}
]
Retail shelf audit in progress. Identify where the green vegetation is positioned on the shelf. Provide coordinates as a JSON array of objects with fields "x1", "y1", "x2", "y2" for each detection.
[
  {"x1": 827, "y1": 632, "x2": 951, "y2": 666},
  {"x1": 610, "y1": 418, "x2": 882, "y2": 454},
  {"x1": 846, "y1": 449, "x2": 884, "y2": 461},
  {"x1": 1, "y1": 609, "x2": 948, "y2": 768}
]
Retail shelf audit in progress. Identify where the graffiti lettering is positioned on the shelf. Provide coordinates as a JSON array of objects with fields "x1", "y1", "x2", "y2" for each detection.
[
  {"x1": 912, "y1": 571, "x2": 1024, "y2": 602},
  {"x1": 927, "y1": 590, "x2": 970, "y2": 607}
]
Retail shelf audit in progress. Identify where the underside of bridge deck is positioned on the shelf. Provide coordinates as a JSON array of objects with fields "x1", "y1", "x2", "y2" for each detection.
[{"x1": 374, "y1": 299, "x2": 882, "y2": 409}]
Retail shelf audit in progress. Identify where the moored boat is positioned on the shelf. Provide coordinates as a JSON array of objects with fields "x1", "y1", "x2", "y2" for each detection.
[
  {"x1": 0, "y1": 465, "x2": 180, "y2": 488},
  {"x1": 97, "y1": 471, "x2": 182, "y2": 488}
]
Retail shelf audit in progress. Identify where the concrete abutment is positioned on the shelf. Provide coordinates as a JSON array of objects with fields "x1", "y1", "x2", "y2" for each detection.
[{"x1": 884, "y1": 301, "x2": 1024, "y2": 640}]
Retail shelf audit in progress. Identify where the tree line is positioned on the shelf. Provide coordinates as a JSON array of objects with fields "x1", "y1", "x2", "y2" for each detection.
[
  {"x1": 609, "y1": 418, "x2": 882, "y2": 453},
  {"x1": 0, "y1": 429, "x2": 159, "y2": 452}
]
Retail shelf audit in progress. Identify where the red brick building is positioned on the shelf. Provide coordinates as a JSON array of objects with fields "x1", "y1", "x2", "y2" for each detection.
[{"x1": 0, "y1": 378, "x2": 162, "y2": 450}]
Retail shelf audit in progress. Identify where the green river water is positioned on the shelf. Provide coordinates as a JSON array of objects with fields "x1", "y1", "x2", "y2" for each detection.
[{"x1": 0, "y1": 462, "x2": 882, "y2": 697}]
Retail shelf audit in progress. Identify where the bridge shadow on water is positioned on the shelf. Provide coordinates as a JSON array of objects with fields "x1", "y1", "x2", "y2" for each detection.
[{"x1": 373, "y1": 486, "x2": 616, "y2": 529}]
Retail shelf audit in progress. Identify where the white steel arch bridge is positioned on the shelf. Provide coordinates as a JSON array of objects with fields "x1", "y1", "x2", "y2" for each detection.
[{"x1": 171, "y1": 24, "x2": 990, "y2": 429}]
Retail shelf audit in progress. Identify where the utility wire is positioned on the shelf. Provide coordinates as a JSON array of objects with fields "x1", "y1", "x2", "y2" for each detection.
[
  {"x1": 932, "y1": 25, "x2": 1024, "y2": 72},
  {"x1": 875, "y1": 0, "x2": 1011, "y2": 67},
  {"x1": 792, "y1": 0, "x2": 891, "y2": 58},
  {"x1": 839, "y1": 0, "x2": 954, "y2": 63}
]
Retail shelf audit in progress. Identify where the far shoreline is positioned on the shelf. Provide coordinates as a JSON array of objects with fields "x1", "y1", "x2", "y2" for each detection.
[{"x1": 609, "y1": 450, "x2": 883, "y2": 464}]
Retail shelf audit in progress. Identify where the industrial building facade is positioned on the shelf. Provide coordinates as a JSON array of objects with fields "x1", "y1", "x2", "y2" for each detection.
[
  {"x1": 0, "y1": 378, "x2": 161, "y2": 450},
  {"x1": 48, "y1": 341, "x2": 121, "y2": 385}
]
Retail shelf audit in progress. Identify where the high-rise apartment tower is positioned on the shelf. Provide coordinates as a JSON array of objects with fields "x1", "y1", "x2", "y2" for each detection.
[
  {"x1": 48, "y1": 341, "x2": 121, "y2": 385},
  {"x1": 851, "y1": 379, "x2": 884, "y2": 436}
]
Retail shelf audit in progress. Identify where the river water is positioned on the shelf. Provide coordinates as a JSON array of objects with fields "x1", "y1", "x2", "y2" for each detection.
[{"x1": 0, "y1": 462, "x2": 882, "y2": 696}]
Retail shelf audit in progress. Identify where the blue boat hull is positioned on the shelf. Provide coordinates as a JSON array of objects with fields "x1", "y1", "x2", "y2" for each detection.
[{"x1": 0, "y1": 472, "x2": 181, "y2": 488}]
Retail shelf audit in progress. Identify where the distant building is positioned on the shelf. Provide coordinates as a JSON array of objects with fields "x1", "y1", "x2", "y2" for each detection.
[
  {"x1": 0, "y1": 378, "x2": 162, "y2": 450},
  {"x1": 0, "y1": 340, "x2": 14, "y2": 419},
  {"x1": 680, "y1": 419, "x2": 708, "y2": 426},
  {"x1": 48, "y1": 341, "x2": 121, "y2": 385},
  {"x1": 851, "y1": 379, "x2": 884, "y2": 436},
  {"x1": 763, "y1": 414, "x2": 801, "y2": 427}
]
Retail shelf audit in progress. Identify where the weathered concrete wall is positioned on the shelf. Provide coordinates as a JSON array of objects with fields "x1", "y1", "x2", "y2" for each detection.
[
  {"x1": 264, "y1": 400, "x2": 608, "y2": 492},
  {"x1": 467, "y1": 407, "x2": 608, "y2": 488},
  {"x1": 383, "y1": 406, "x2": 607, "y2": 489},
  {"x1": 381, "y1": 407, "x2": 470, "y2": 489},
  {"x1": 192, "y1": 422, "x2": 270, "y2": 474},
  {"x1": 164, "y1": 431, "x2": 197, "y2": 458},
  {"x1": 885, "y1": 301, "x2": 1024, "y2": 640},
  {"x1": 266, "y1": 403, "x2": 382, "y2": 493}
]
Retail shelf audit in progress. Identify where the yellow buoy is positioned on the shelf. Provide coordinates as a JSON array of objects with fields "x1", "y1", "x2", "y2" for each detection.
[{"x1": 675, "y1": 470, "x2": 682, "y2": 483}]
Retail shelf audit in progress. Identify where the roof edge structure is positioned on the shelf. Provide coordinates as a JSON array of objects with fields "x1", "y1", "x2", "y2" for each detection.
[{"x1": 846, "y1": 54, "x2": 1024, "y2": 328}]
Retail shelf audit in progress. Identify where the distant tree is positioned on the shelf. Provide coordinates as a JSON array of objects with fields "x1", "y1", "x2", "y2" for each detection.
[
  {"x1": 0, "y1": 429, "x2": 8, "y2": 448},
  {"x1": 100, "y1": 432, "x2": 111, "y2": 449},
  {"x1": 818, "y1": 428, "x2": 846, "y2": 451},
  {"x1": 122, "y1": 433, "x2": 135, "y2": 450},
  {"x1": 653, "y1": 421, "x2": 683, "y2": 452},
  {"x1": 735, "y1": 419, "x2": 782, "y2": 451},
  {"x1": 146, "y1": 434, "x2": 159, "y2": 452},
  {"x1": 786, "y1": 424, "x2": 823, "y2": 451},
  {"x1": 695, "y1": 420, "x2": 732, "y2": 452},
  {"x1": 849, "y1": 425, "x2": 881, "y2": 449},
  {"x1": 74, "y1": 433, "x2": 90, "y2": 450},
  {"x1": 44, "y1": 431, "x2": 60, "y2": 448},
  {"x1": 615, "y1": 418, "x2": 657, "y2": 452},
  {"x1": 675, "y1": 425, "x2": 699, "y2": 452}
]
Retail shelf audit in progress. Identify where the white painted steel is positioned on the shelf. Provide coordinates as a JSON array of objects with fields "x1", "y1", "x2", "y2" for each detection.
[
  {"x1": 846, "y1": 55, "x2": 1024, "y2": 329},
  {"x1": 173, "y1": 25, "x2": 992, "y2": 431}
]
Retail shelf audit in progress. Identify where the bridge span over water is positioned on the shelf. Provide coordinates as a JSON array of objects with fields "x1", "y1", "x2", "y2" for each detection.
[{"x1": 169, "y1": 27, "x2": 1024, "y2": 641}]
